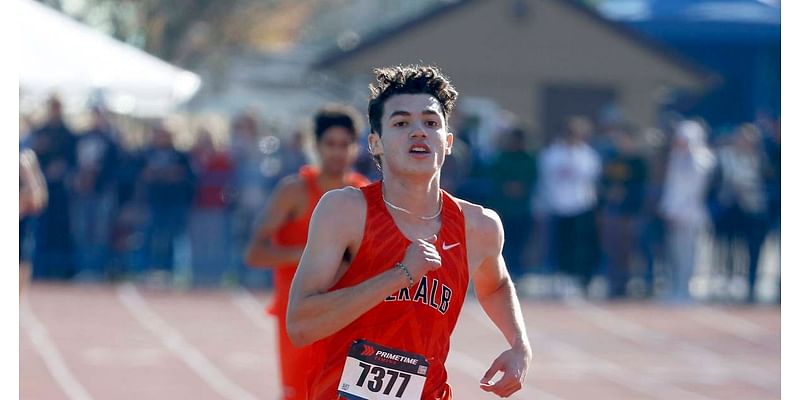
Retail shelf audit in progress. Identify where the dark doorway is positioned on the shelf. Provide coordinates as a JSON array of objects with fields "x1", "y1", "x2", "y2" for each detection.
[{"x1": 541, "y1": 84, "x2": 617, "y2": 141}]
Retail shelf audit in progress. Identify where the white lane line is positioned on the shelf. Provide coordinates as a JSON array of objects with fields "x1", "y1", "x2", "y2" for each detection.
[
  {"x1": 116, "y1": 283, "x2": 258, "y2": 400},
  {"x1": 20, "y1": 300, "x2": 95, "y2": 400},
  {"x1": 563, "y1": 297, "x2": 669, "y2": 344},
  {"x1": 231, "y1": 289, "x2": 274, "y2": 333},
  {"x1": 692, "y1": 306, "x2": 770, "y2": 345},
  {"x1": 229, "y1": 288, "x2": 286, "y2": 396},
  {"x1": 564, "y1": 298, "x2": 778, "y2": 390},
  {"x1": 463, "y1": 302, "x2": 716, "y2": 400}
]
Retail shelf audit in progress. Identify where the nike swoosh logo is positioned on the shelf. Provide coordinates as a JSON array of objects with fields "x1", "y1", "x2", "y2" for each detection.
[{"x1": 442, "y1": 242, "x2": 461, "y2": 250}]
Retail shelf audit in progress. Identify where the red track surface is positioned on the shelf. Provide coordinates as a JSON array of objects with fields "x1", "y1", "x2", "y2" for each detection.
[{"x1": 20, "y1": 283, "x2": 780, "y2": 400}]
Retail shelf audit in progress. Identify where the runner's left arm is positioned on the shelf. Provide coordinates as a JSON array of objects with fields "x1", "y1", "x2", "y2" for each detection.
[{"x1": 470, "y1": 207, "x2": 532, "y2": 398}]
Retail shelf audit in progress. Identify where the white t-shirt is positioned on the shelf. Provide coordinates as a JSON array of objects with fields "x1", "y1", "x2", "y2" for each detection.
[{"x1": 539, "y1": 141, "x2": 601, "y2": 216}]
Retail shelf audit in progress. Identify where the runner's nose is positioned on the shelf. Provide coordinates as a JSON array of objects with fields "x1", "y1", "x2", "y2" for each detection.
[{"x1": 410, "y1": 121, "x2": 427, "y2": 138}]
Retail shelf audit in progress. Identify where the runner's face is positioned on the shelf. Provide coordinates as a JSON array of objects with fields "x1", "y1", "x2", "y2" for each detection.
[
  {"x1": 369, "y1": 94, "x2": 453, "y2": 178},
  {"x1": 317, "y1": 127, "x2": 358, "y2": 175}
]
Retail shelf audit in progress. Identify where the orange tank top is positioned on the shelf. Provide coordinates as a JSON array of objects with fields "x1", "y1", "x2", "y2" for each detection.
[
  {"x1": 268, "y1": 165, "x2": 370, "y2": 316},
  {"x1": 308, "y1": 180, "x2": 469, "y2": 400}
]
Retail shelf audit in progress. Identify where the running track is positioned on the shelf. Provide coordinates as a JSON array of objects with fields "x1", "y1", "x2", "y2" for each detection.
[{"x1": 20, "y1": 283, "x2": 780, "y2": 399}]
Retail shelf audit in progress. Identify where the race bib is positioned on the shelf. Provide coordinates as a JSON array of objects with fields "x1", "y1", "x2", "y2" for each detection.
[{"x1": 337, "y1": 339, "x2": 429, "y2": 400}]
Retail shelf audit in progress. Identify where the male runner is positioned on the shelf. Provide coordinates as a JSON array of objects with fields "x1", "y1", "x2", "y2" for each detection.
[
  {"x1": 287, "y1": 65, "x2": 532, "y2": 399},
  {"x1": 245, "y1": 105, "x2": 369, "y2": 400}
]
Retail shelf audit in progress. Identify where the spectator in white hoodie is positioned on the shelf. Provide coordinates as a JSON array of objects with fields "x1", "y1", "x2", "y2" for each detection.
[
  {"x1": 659, "y1": 120, "x2": 715, "y2": 304},
  {"x1": 539, "y1": 116, "x2": 601, "y2": 293}
]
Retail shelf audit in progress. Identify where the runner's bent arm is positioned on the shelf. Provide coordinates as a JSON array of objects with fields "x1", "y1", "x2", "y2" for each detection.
[
  {"x1": 286, "y1": 188, "x2": 442, "y2": 347},
  {"x1": 244, "y1": 177, "x2": 305, "y2": 267},
  {"x1": 470, "y1": 207, "x2": 532, "y2": 397}
]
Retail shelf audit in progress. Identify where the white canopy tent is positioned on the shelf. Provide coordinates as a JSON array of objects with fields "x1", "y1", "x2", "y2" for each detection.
[{"x1": 18, "y1": 0, "x2": 201, "y2": 118}]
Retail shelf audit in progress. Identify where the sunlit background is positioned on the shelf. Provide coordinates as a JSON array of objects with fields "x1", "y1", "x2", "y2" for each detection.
[{"x1": 19, "y1": 1, "x2": 780, "y2": 399}]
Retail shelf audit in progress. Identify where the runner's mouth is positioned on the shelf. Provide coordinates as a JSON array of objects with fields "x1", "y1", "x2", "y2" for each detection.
[{"x1": 409, "y1": 144, "x2": 431, "y2": 154}]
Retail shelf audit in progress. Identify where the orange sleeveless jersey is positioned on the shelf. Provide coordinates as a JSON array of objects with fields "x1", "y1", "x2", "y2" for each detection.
[
  {"x1": 308, "y1": 180, "x2": 469, "y2": 400},
  {"x1": 269, "y1": 165, "x2": 369, "y2": 400}
]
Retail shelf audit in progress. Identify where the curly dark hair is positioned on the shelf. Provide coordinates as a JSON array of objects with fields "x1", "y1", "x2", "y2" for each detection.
[
  {"x1": 313, "y1": 103, "x2": 363, "y2": 142},
  {"x1": 367, "y1": 65, "x2": 458, "y2": 136}
]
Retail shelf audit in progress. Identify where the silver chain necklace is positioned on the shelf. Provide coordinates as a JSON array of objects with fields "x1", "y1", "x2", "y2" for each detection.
[{"x1": 382, "y1": 188, "x2": 443, "y2": 221}]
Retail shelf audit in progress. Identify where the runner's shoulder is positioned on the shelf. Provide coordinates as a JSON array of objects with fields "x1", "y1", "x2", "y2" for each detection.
[
  {"x1": 314, "y1": 186, "x2": 366, "y2": 220},
  {"x1": 452, "y1": 197, "x2": 504, "y2": 244}
]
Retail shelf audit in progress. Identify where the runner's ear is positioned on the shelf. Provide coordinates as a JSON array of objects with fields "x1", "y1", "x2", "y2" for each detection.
[
  {"x1": 445, "y1": 132, "x2": 454, "y2": 155},
  {"x1": 367, "y1": 132, "x2": 383, "y2": 156}
]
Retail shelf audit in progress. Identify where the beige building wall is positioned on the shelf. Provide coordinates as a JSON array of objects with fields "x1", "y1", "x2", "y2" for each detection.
[{"x1": 323, "y1": 0, "x2": 708, "y2": 134}]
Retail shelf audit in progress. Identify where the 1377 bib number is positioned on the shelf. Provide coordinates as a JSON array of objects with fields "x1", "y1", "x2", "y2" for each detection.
[{"x1": 338, "y1": 340, "x2": 429, "y2": 400}]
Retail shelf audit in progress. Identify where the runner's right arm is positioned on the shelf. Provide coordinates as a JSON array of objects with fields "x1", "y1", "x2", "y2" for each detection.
[
  {"x1": 286, "y1": 188, "x2": 440, "y2": 347},
  {"x1": 244, "y1": 177, "x2": 305, "y2": 268}
]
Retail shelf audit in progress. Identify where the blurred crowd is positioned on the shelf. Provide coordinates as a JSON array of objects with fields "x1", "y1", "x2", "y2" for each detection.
[
  {"x1": 19, "y1": 97, "x2": 309, "y2": 289},
  {"x1": 457, "y1": 113, "x2": 781, "y2": 305},
  {"x1": 19, "y1": 96, "x2": 780, "y2": 304}
]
